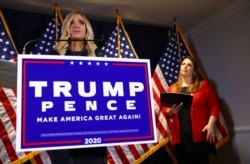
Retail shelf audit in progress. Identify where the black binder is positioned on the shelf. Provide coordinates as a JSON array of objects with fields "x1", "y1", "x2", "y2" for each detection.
[{"x1": 160, "y1": 92, "x2": 193, "y2": 108}]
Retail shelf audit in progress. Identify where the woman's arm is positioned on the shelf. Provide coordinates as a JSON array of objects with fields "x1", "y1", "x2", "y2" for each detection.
[{"x1": 202, "y1": 115, "x2": 217, "y2": 143}]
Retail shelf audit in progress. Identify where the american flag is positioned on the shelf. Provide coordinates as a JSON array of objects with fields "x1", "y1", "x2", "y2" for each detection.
[
  {"x1": 0, "y1": 9, "x2": 51, "y2": 164},
  {"x1": 30, "y1": 17, "x2": 61, "y2": 55},
  {"x1": 101, "y1": 15, "x2": 138, "y2": 59}
]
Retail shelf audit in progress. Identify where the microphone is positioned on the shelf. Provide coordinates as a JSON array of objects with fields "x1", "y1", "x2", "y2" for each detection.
[
  {"x1": 56, "y1": 34, "x2": 105, "y2": 42},
  {"x1": 22, "y1": 39, "x2": 40, "y2": 54},
  {"x1": 22, "y1": 34, "x2": 105, "y2": 54}
]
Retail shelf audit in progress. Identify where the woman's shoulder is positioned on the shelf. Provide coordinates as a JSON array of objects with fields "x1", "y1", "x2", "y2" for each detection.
[
  {"x1": 200, "y1": 80, "x2": 211, "y2": 86},
  {"x1": 201, "y1": 80, "x2": 208, "y2": 85},
  {"x1": 200, "y1": 80, "x2": 214, "y2": 91}
]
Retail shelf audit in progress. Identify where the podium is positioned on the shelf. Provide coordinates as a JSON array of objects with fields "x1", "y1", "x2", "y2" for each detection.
[{"x1": 0, "y1": 59, "x2": 17, "y2": 89}]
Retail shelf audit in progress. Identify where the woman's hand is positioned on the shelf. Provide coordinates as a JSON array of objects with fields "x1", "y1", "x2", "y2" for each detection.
[
  {"x1": 202, "y1": 116, "x2": 217, "y2": 143},
  {"x1": 167, "y1": 104, "x2": 182, "y2": 118},
  {"x1": 202, "y1": 124, "x2": 216, "y2": 143}
]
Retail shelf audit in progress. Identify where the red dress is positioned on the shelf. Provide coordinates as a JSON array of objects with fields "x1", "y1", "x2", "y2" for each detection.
[{"x1": 163, "y1": 80, "x2": 219, "y2": 155}]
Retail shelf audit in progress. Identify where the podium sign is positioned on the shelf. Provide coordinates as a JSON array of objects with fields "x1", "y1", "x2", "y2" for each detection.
[{"x1": 16, "y1": 55, "x2": 156, "y2": 151}]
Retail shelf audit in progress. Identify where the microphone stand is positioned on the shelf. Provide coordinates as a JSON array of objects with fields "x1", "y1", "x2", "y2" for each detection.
[
  {"x1": 22, "y1": 39, "x2": 40, "y2": 54},
  {"x1": 22, "y1": 34, "x2": 105, "y2": 54}
]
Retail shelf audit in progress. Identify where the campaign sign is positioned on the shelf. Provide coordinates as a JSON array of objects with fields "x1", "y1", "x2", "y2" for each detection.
[{"x1": 16, "y1": 55, "x2": 156, "y2": 151}]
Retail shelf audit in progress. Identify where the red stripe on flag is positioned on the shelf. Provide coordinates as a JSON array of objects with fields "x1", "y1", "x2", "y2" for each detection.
[
  {"x1": 34, "y1": 153, "x2": 43, "y2": 164},
  {"x1": 155, "y1": 114, "x2": 168, "y2": 138},
  {"x1": 13, "y1": 56, "x2": 17, "y2": 62},
  {"x1": 114, "y1": 145, "x2": 130, "y2": 164},
  {"x1": 107, "y1": 149, "x2": 115, "y2": 164},
  {"x1": 152, "y1": 72, "x2": 165, "y2": 93},
  {"x1": 0, "y1": 87, "x2": 16, "y2": 129},
  {"x1": 128, "y1": 145, "x2": 140, "y2": 160},
  {"x1": 152, "y1": 88, "x2": 160, "y2": 105},
  {"x1": 141, "y1": 144, "x2": 150, "y2": 153},
  {"x1": 12, "y1": 89, "x2": 17, "y2": 97},
  {"x1": 0, "y1": 119, "x2": 18, "y2": 162}
]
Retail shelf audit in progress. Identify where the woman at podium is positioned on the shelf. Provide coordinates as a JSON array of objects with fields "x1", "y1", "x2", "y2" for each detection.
[{"x1": 49, "y1": 10, "x2": 105, "y2": 164}]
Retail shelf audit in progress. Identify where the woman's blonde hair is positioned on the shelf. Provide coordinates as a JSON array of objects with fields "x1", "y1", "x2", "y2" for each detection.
[
  {"x1": 174, "y1": 56, "x2": 203, "y2": 93},
  {"x1": 54, "y1": 11, "x2": 97, "y2": 56}
]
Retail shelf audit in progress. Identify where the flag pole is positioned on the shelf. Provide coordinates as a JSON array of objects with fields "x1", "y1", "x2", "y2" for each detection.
[
  {"x1": 118, "y1": 13, "x2": 139, "y2": 59},
  {"x1": 173, "y1": 18, "x2": 182, "y2": 66},
  {"x1": 56, "y1": 4, "x2": 64, "y2": 23},
  {"x1": 0, "y1": 9, "x2": 18, "y2": 54},
  {"x1": 54, "y1": 3, "x2": 59, "y2": 41},
  {"x1": 115, "y1": 9, "x2": 121, "y2": 58},
  {"x1": 174, "y1": 20, "x2": 207, "y2": 80}
]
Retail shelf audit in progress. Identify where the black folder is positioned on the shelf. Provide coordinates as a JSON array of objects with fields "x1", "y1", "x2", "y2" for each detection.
[{"x1": 160, "y1": 92, "x2": 193, "y2": 108}]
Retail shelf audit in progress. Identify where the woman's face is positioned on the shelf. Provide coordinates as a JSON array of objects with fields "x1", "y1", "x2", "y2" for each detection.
[
  {"x1": 69, "y1": 13, "x2": 87, "y2": 40},
  {"x1": 180, "y1": 58, "x2": 194, "y2": 78}
]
